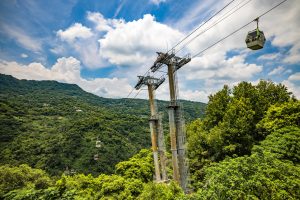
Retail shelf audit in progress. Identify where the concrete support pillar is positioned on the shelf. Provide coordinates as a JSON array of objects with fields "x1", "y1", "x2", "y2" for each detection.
[
  {"x1": 167, "y1": 63, "x2": 180, "y2": 183},
  {"x1": 157, "y1": 114, "x2": 167, "y2": 181},
  {"x1": 148, "y1": 84, "x2": 161, "y2": 182},
  {"x1": 149, "y1": 120, "x2": 161, "y2": 182},
  {"x1": 175, "y1": 107, "x2": 187, "y2": 191}
]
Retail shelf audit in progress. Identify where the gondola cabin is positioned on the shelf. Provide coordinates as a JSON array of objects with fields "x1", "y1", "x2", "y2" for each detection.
[
  {"x1": 245, "y1": 29, "x2": 266, "y2": 50},
  {"x1": 94, "y1": 154, "x2": 99, "y2": 161},
  {"x1": 245, "y1": 17, "x2": 266, "y2": 50},
  {"x1": 96, "y1": 140, "x2": 102, "y2": 148},
  {"x1": 95, "y1": 136, "x2": 102, "y2": 148}
]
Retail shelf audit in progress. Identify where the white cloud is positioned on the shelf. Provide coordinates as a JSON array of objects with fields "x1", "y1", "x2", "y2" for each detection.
[
  {"x1": 281, "y1": 72, "x2": 300, "y2": 99},
  {"x1": 258, "y1": 53, "x2": 280, "y2": 60},
  {"x1": 282, "y1": 80, "x2": 300, "y2": 99},
  {"x1": 171, "y1": 0, "x2": 218, "y2": 31},
  {"x1": 0, "y1": 58, "x2": 132, "y2": 98},
  {"x1": 268, "y1": 66, "x2": 285, "y2": 76},
  {"x1": 87, "y1": 12, "x2": 124, "y2": 32},
  {"x1": 2, "y1": 24, "x2": 42, "y2": 52},
  {"x1": 87, "y1": 12, "x2": 111, "y2": 32},
  {"x1": 254, "y1": 0, "x2": 300, "y2": 64},
  {"x1": 288, "y1": 72, "x2": 300, "y2": 81},
  {"x1": 11, "y1": 0, "x2": 297, "y2": 103},
  {"x1": 55, "y1": 22, "x2": 107, "y2": 68},
  {"x1": 283, "y1": 40, "x2": 300, "y2": 64},
  {"x1": 150, "y1": 0, "x2": 167, "y2": 5},
  {"x1": 0, "y1": 57, "x2": 79, "y2": 82},
  {"x1": 170, "y1": 0, "x2": 300, "y2": 64},
  {"x1": 285, "y1": 69, "x2": 293, "y2": 74},
  {"x1": 156, "y1": 0, "x2": 300, "y2": 102},
  {"x1": 63, "y1": 12, "x2": 183, "y2": 70},
  {"x1": 72, "y1": 38, "x2": 108, "y2": 68},
  {"x1": 20, "y1": 53, "x2": 28, "y2": 58},
  {"x1": 87, "y1": 11, "x2": 264, "y2": 102},
  {"x1": 57, "y1": 23, "x2": 93, "y2": 42},
  {"x1": 184, "y1": 53, "x2": 262, "y2": 80},
  {"x1": 50, "y1": 46, "x2": 65, "y2": 55},
  {"x1": 54, "y1": 12, "x2": 182, "y2": 74},
  {"x1": 178, "y1": 89, "x2": 209, "y2": 102},
  {"x1": 99, "y1": 14, "x2": 183, "y2": 67}
]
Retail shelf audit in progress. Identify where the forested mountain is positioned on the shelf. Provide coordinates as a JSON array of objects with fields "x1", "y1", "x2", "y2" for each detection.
[
  {"x1": 1, "y1": 74, "x2": 299, "y2": 199},
  {"x1": 0, "y1": 74, "x2": 206, "y2": 176}
]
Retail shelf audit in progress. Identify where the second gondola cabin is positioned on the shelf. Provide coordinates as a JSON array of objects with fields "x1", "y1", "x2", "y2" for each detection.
[
  {"x1": 245, "y1": 18, "x2": 266, "y2": 50},
  {"x1": 94, "y1": 154, "x2": 99, "y2": 161}
]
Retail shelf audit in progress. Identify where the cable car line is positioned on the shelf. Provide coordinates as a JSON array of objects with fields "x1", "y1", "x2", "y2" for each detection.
[
  {"x1": 125, "y1": 0, "x2": 238, "y2": 99},
  {"x1": 129, "y1": 0, "x2": 246, "y2": 100},
  {"x1": 175, "y1": 0, "x2": 253, "y2": 55},
  {"x1": 127, "y1": 0, "x2": 288, "y2": 100},
  {"x1": 125, "y1": 68, "x2": 152, "y2": 99},
  {"x1": 133, "y1": 88, "x2": 146, "y2": 99},
  {"x1": 171, "y1": 0, "x2": 237, "y2": 53},
  {"x1": 192, "y1": 21, "x2": 253, "y2": 58},
  {"x1": 192, "y1": 0, "x2": 289, "y2": 58}
]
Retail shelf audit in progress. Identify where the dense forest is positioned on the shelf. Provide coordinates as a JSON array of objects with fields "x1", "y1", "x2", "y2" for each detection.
[
  {"x1": 0, "y1": 74, "x2": 205, "y2": 176},
  {"x1": 0, "y1": 74, "x2": 299, "y2": 199}
]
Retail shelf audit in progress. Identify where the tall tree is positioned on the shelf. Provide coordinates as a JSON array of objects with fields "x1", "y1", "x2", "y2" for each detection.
[{"x1": 204, "y1": 85, "x2": 231, "y2": 130}]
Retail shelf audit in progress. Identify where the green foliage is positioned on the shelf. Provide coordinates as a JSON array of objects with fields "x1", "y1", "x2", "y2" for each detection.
[
  {"x1": 115, "y1": 149, "x2": 154, "y2": 182},
  {"x1": 137, "y1": 181, "x2": 184, "y2": 200},
  {"x1": 187, "y1": 80, "x2": 294, "y2": 187},
  {"x1": 0, "y1": 149, "x2": 185, "y2": 199},
  {"x1": 194, "y1": 151, "x2": 300, "y2": 199},
  {"x1": 204, "y1": 85, "x2": 231, "y2": 129},
  {"x1": 3, "y1": 187, "x2": 68, "y2": 200},
  {"x1": 254, "y1": 80, "x2": 293, "y2": 116},
  {"x1": 193, "y1": 126, "x2": 300, "y2": 200},
  {"x1": 219, "y1": 97, "x2": 255, "y2": 156},
  {"x1": 253, "y1": 126, "x2": 300, "y2": 164},
  {"x1": 54, "y1": 174, "x2": 144, "y2": 199},
  {"x1": 1, "y1": 157, "x2": 146, "y2": 199},
  {"x1": 187, "y1": 119, "x2": 210, "y2": 186},
  {"x1": 0, "y1": 164, "x2": 52, "y2": 197},
  {"x1": 188, "y1": 124, "x2": 300, "y2": 199},
  {"x1": 257, "y1": 100, "x2": 300, "y2": 134}
]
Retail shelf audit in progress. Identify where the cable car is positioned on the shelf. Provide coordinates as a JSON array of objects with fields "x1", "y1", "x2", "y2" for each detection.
[
  {"x1": 94, "y1": 154, "x2": 99, "y2": 161},
  {"x1": 245, "y1": 18, "x2": 266, "y2": 50},
  {"x1": 95, "y1": 138, "x2": 102, "y2": 148}
]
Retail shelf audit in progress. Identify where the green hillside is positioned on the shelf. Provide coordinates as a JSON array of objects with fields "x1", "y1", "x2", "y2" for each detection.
[
  {"x1": 0, "y1": 74, "x2": 206, "y2": 176},
  {"x1": 0, "y1": 76, "x2": 299, "y2": 199}
]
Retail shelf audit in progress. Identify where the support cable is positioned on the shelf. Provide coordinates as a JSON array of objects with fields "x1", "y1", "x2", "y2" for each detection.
[
  {"x1": 128, "y1": 0, "x2": 238, "y2": 99},
  {"x1": 133, "y1": 88, "x2": 144, "y2": 99},
  {"x1": 171, "y1": 0, "x2": 237, "y2": 52},
  {"x1": 192, "y1": 0, "x2": 289, "y2": 58},
  {"x1": 129, "y1": 0, "x2": 288, "y2": 100},
  {"x1": 125, "y1": 68, "x2": 151, "y2": 99},
  {"x1": 175, "y1": 0, "x2": 253, "y2": 54}
]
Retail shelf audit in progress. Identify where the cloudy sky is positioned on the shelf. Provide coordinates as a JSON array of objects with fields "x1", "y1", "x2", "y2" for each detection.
[{"x1": 0, "y1": 0, "x2": 299, "y2": 102}]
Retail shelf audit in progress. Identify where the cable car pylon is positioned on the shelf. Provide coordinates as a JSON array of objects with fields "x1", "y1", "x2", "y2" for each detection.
[
  {"x1": 134, "y1": 75, "x2": 168, "y2": 182},
  {"x1": 151, "y1": 50, "x2": 191, "y2": 192}
]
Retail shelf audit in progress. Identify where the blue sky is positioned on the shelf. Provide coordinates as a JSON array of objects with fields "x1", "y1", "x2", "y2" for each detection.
[{"x1": 0, "y1": 0, "x2": 299, "y2": 102}]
